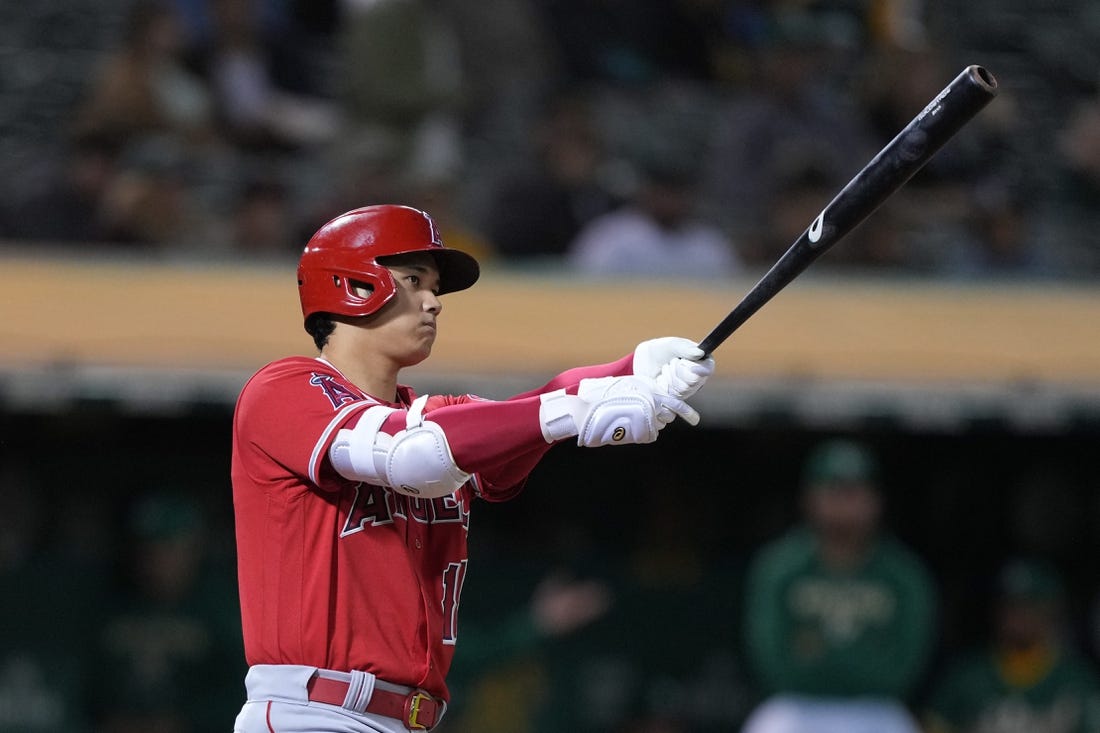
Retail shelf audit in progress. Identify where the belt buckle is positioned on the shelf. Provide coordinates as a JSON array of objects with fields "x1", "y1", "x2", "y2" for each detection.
[{"x1": 404, "y1": 689, "x2": 437, "y2": 731}]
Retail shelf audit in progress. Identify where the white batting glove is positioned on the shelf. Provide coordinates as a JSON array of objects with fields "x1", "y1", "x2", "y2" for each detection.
[
  {"x1": 633, "y1": 337, "x2": 703, "y2": 378},
  {"x1": 657, "y1": 356, "x2": 714, "y2": 402},
  {"x1": 653, "y1": 362, "x2": 703, "y2": 426},
  {"x1": 538, "y1": 376, "x2": 696, "y2": 447},
  {"x1": 634, "y1": 336, "x2": 715, "y2": 401}
]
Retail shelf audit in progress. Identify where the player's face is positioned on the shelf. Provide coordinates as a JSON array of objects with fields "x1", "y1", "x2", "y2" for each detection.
[
  {"x1": 366, "y1": 253, "x2": 444, "y2": 367},
  {"x1": 995, "y1": 599, "x2": 1054, "y2": 649},
  {"x1": 805, "y1": 481, "x2": 881, "y2": 541}
]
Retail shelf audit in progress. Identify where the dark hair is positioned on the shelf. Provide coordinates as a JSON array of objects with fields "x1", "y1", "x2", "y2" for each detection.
[{"x1": 304, "y1": 312, "x2": 336, "y2": 351}]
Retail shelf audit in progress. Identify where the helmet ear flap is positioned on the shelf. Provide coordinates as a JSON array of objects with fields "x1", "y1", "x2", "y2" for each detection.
[
  {"x1": 299, "y1": 262, "x2": 398, "y2": 320},
  {"x1": 339, "y1": 265, "x2": 395, "y2": 315}
]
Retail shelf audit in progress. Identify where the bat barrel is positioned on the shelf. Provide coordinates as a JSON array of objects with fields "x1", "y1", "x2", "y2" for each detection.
[
  {"x1": 697, "y1": 65, "x2": 998, "y2": 357},
  {"x1": 968, "y1": 65, "x2": 998, "y2": 93}
]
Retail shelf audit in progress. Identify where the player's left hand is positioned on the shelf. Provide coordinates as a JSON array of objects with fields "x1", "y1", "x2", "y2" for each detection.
[
  {"x1": 653, "y1": 366, "x2": 703, "y2": 427},
  {"x1": 634, "y1": 337, "x2": 715, "y2": 401},
  {"x1": 659, "y1": 356, "x2": 714, "y2": 404},
  {"x1": 633, "y1": 336, "x2": 703, "y2": 378}
]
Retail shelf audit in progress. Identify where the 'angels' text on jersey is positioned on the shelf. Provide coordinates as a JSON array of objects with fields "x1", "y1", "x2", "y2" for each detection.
[{"x1": 340, "y1": 483, "x2": 471, "y2": 538}]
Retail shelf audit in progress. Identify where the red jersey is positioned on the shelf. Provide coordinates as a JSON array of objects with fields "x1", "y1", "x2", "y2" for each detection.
[{"x1": 231, "y1": 354, "x2": 631, "y2": 699}]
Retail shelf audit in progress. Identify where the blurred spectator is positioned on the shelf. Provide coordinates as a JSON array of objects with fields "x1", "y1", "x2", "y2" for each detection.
[
  {"x1": 486, "y1": 92, "x2": 622, "y2": 263},
  {"x1": 338, "y1": 0, "x2": 461, "y2": 127},
  {"x1": 858, "y1": 47, "x2": 955, "y2": 163},
  {"x1": 226, "y1": 175, "x2": 298, "y2": 256},
  {"x1": 749, "y1": 162, "x2": 907, "y2": 270},
  {"x1": 939, "y1": 179, "x2": 1061, "y2": 280},
  {"x1": 440, "y1": 0, "x2": 559, "y2": 156},
  {"x1": 93, "y1": 490, "x2": 244, "y2": 733},
  {"x1": 1058, "y1": 94, "x2": 1100, "y2": 200},
  {"x1": 71, "y1": 0, "x2": 214, "y2": 149},
  {"x1": 747, "y1": 163, "x2": 833, "y2": 265},
  {"x1": 2, "y1": 132, "x2": 121, "y2": 244},
  {"x1": 536, "y1": 0, "x2": 718, "y2": 86},
  {"x1": 925, "y1": 558, "x2": 1100, "y2": 733},
  {"x1": 700, "y1": 14, "x2": 877, "y2": 257},
  {"x1": 1045, "y1": 91, "x2": 1100, "y2": 275},
  {"x1": 740, "y1": 439, "x2": 937, "y2": 733},
  {"x1": 442, "y1": 571, "x2": 612, "y2": 733},
  {"x1": 294, "y1": 126, "x2": 411, "y2": 244},
  {"x1": 864, "y1": 0, "x2": 930, "y2": 51},
  {"x1": 183, "y1": 0, "x2": 342, "y2": 151},
  {"x1": 567, "y1": 154, "x2": 742, "y2": 278},
  {"x1": 532, "y1": 475, "x2": 749, "y2": 732},
  {"x1": 99, "y1": 135, "x2": 219, "y2": 251},
  {"x1": 336, "y1": 0, "x2": 465, "y2": 196}
]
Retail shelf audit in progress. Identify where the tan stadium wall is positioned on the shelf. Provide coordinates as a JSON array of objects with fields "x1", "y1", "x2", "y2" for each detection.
[{"x1": 4, "y1": 252, "x2": 1100, "y2": 389}]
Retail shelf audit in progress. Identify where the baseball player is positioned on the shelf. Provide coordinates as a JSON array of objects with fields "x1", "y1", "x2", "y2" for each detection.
[
  {"x1": 230, "y1": 204, "x2": 714, "y2": 733},
  {"x1": 740, "y1": 439, "x2": 937, "y2": 733},
  {"x1": 925, "y1": 558, "x2": 1100, "y2": 733}
]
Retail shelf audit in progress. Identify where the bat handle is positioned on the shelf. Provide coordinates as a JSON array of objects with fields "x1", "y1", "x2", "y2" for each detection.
[
  {"x1": 698, "y1": 310, "x2": 750, "y2": 358},
  {"x1": 696, "y1": 244, "x2": 812, "y2": 356},
  {"x1": 698, "y1": 323, "x2": 735, "y2": 358}
]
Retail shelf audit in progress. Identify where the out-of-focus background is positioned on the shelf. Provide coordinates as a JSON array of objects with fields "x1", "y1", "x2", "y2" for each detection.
[{"x1": 2, "y1": 1, "x2": 1100, "y2": 732}]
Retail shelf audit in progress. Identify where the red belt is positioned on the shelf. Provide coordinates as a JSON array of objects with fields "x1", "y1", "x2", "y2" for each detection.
[{"x1": 306, "y1": 675, "x2": 443, "y2": 731}]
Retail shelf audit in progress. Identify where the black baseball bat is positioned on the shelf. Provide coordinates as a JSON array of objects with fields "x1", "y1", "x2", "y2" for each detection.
[{"x1": 698, "y1": 64, "x2": 998, "y2": 356}]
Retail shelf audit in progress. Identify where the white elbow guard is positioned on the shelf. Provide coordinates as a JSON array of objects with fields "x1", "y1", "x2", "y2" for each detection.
[{"x1": 330, "y1": 396, "x2": 471, "y2": 498}]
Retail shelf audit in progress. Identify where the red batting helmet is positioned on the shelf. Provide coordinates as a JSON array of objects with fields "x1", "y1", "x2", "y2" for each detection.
[{"x1": 297, "y1": 205, "x2": 480, "y2": 323}]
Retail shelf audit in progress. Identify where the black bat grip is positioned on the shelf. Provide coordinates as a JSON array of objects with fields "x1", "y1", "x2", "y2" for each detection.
[
  {"x1": 697, "y1": 253, "x2": 808, "y2": 357},
  {"x1": 697, "y1": 65, "x2": 998, "y2": 357}
]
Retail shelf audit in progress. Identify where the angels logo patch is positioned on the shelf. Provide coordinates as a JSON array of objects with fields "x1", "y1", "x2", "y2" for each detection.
[{"x1": 310, "y1": 373, "x2": 361, "y2": 409}]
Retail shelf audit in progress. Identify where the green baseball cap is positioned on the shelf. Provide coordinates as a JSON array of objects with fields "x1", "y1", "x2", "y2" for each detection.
[{"x1": 802, "y1": 439, "x2": 879, "y2": 488}]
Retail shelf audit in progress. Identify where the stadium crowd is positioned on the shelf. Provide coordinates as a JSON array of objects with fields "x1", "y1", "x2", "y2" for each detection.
[{"x1": 1, "y1": 0, "x2": 1099, "y2": 278}]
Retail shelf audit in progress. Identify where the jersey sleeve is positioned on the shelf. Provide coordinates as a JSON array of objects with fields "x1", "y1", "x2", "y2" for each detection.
[
  {"x1": 412, "y1": 394, "x2": 554, "y2": 501},
  {"x1": 382, "y1": 355, "x2": 632, "y2": 495},
  {"x1": 506, "y1": 354, "x2": 634, "y2": 400},
  {"x1": 234, "y1": 359, "x2": 380, "y2": 488}
]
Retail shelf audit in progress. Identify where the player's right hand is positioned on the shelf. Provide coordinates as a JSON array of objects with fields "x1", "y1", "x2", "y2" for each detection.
[
  {"x1": 575, "y1": 376, "x2": 662, "y2": 446},
  {"x1": 538, "y1": 375, "x2": 699, "y2": 447}
]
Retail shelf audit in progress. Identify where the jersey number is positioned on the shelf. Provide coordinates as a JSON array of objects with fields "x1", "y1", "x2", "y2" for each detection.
[{"x1": 441, "y1": 560, "x2": 468, "y2": 645}]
